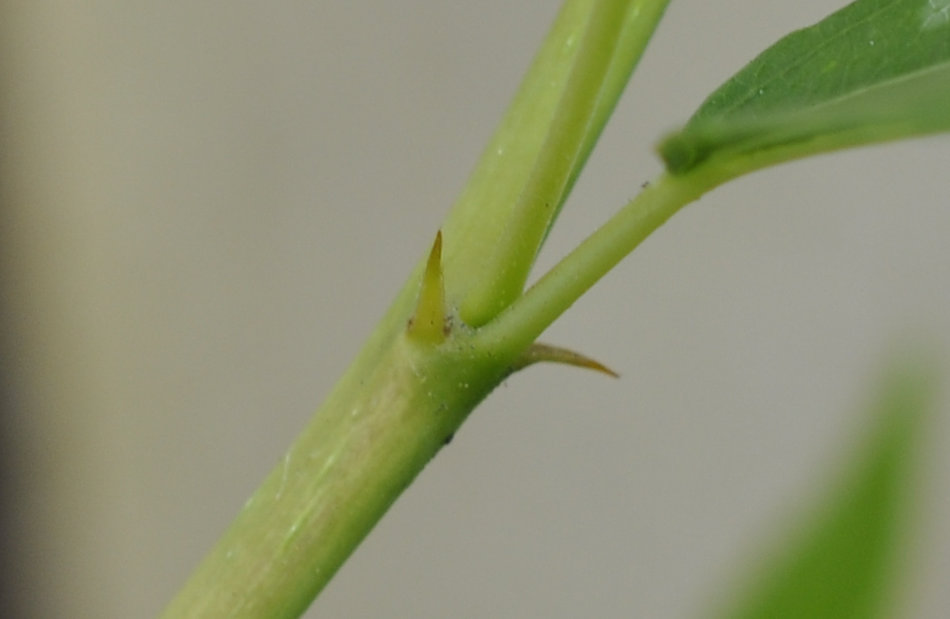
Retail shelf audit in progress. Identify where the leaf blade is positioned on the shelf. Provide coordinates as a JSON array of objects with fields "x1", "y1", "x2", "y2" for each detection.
[
  {"x1": 713, "y1": 359, "x2": 936, "y2": 619},
  {"x1": 659, "y1": 0, "x2": 950, "y2": 175}
]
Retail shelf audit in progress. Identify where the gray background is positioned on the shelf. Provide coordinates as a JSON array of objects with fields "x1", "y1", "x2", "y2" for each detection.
[{"x1": 2, "y1": 1, "x2": 949, "y2": 617}]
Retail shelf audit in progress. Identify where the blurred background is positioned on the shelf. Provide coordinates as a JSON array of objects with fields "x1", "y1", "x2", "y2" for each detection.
[{"x1": 1, "y1": 1, "x2": 948, "y2": 617}]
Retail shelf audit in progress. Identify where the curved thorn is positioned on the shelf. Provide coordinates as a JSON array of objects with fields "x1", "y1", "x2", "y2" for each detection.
[{"x1": 511, "y1": 342, "x2": 619, "y2": 378}]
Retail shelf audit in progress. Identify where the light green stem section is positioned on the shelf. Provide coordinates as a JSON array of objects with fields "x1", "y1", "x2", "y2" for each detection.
[
  {"x1": 160, "y1": 153, "x2": 738, "y2": 619},
  {"x1": 441, "y1": 0, "x2": 601, "y2": 309},
  {"x1": 444, "y1": 0, "x2": 670, "y2": 326},
  {"x1": 474, "y1": 165, "x2": 736, "y2": 357},
  {"x1": 161, "y1": 326, "x2": 516, "y2": 618},
  {"x1": 458, "y1": 0, "x2": 665, "y2": 326},
  {"x1": 161, "y1": 0, "x2": 950, "y2": 615},
  {"x1": 162, "y1": 2, "x2": 672, "y2": 616},
  {"x1": 559, "y1": 0, "x2": 673, "y2": 215}
]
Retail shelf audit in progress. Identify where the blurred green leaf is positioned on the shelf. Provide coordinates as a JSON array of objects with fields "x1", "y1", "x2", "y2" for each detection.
[
  {"x1": 659, "y1": 0, "x2": 950, "y2": 175},
  {"x1": 714, "y1": 361, "x2": 935, "y2": 619}
]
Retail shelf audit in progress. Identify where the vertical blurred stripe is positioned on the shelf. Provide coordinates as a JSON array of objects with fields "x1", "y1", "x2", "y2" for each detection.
[{"x1": 0, "y1": 4, "x2": 118, "y2": 616}]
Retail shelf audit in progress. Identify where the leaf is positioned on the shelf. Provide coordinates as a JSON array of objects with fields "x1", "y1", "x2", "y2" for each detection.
[
  {"x1": 659, "y1": 0, "x2": 950, "y2": 175},
  {"x1": 713, "y1": 359, "x2": 935, "y2": 619}
]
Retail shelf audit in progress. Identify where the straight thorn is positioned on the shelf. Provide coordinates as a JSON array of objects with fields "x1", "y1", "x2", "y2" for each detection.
[{"x1": 407, "y1": 231, "x2": 447, "y2": 343}]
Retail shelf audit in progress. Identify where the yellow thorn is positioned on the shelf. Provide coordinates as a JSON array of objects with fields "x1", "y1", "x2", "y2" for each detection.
[
  {"x1": 407, "y1": 230, "x2": 447, "y2": 343},
  {"x1": 511, "y1": 342, "x2": 619, "y2": 378}
]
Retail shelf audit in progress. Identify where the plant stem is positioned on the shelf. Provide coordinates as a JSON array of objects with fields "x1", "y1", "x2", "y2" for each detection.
[
  {"x1": 557, "y1": 0, "x2": 673, "y2": 229},
  {"x1": 443, "y1": 0, "x2": 670, "y2": 325},
  {"x1": 161, "y1": 325, "x2": 515, "y2": 618},
  {"x1": 162, "y1": 2, "x2": 674, "y2": 615},
  {"x1": 441, "y1": 0, "x2": 603, "y2": 311},
  {"x1": 475, "y1": 166, "x2": 735, "y2": 357},
  {"x1": 459, "y1": 0, "x2": 645, "y2": 326}
]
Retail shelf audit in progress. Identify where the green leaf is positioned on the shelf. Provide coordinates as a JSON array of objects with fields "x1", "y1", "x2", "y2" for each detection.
[
  {"x1": 713, "y1": 359, "x2": 935, "y2": 619},
  {"x1": 659, "y1": 0, "x2": 950, "y2": 175}
]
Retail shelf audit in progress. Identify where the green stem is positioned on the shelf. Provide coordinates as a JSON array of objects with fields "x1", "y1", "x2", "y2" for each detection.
[
  {"x1": 459, "y1": 0, "x2": 648, "y2": 326},
  {"x1": 441, "y1": 0, "x2": 602, "y2": 311},
  {"x1": 475, "y1": 165, "x2": 736, "y2": 357},
  {"x1": 162, "y1": 2, "x2": 674, "y2": 615},
  {"x1": 548, "y1": 0, "x2": 673, "y2": 239},
  {"x1": 444, "y1": 0, "x2": 670, "y2": 326},
  {"x1": 161, "y1": 327, "x2": 515, "y2": 618}
]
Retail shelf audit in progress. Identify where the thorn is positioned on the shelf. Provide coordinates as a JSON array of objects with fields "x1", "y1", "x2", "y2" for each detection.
[
  {"x1": 407, "y1": 230, "x2": 447, "y2": 343},
  {"x1": 511, "y1": 342, "x2": 619, "y2": 378}
]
